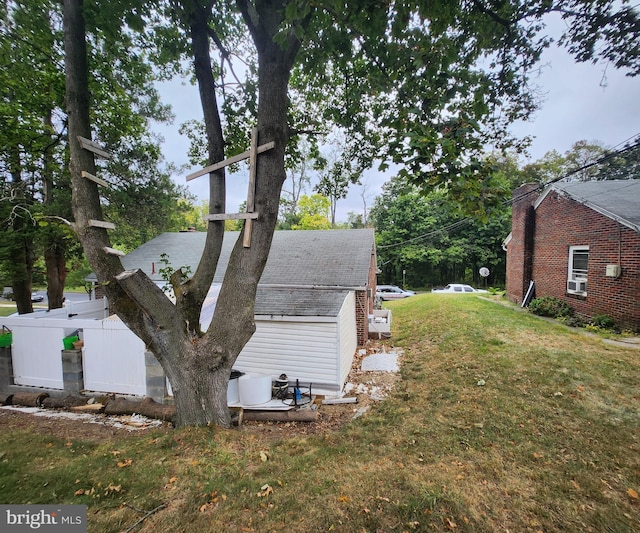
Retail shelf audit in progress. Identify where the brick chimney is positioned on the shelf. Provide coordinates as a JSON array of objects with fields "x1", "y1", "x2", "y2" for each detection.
[{"x1": 506, "y1": 183, "x2": 540, "y2": 304}]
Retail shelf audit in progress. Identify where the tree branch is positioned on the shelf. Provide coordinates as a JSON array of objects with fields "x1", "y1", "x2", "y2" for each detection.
[
  {"x1": 471, "y1": 0, "x2": 513, "y2": 34},
  {"x1": 42, "y1": 215, "x2": 74, "y2": 228},
  {"x1": 123, "y1": 503, "x2": 167, "y2": 533}
]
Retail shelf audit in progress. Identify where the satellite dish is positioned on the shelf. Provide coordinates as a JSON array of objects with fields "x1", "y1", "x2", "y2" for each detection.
[{"x1": 479, "y1": 267, "x2": 490, "y2": 277}]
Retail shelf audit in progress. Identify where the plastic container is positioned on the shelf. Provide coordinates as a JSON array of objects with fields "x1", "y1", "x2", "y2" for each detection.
[
  {"x1": 227, "y1": 370, "x2": 244, "y2": 405},
  {"x1": 63, "y1": 335, "x2": 79, "y2": 350},
  {"x1": 227, "y1": 378, "x2": 240, "y2": 405},
  {"x1": 0, "y1": 326, "x2": 11, "y2": 347},
  {"x1": 0, "y1": 332, "x2": 11, "y2": 347},
  {"x1": 238, "y1": 373, "x2": 272, "y2": 406}
]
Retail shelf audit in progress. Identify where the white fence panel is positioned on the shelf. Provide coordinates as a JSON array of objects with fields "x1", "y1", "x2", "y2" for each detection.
[
  {"x1": 11, "y1": 324, "x2": 66, "y2": 389},
  {"x1": 82, "y1": 317, "x2": 147, "y2": 396}
]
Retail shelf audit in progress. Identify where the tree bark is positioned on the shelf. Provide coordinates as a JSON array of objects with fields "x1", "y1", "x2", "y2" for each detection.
[
  {"x1": 8, "y1": 147, "x2": 34, "y2": 315},
  {"x1": 62, "y1": 0, "x2": 304, "y2": 428},
  {"x1": 43, "y1": 110, "x2": 67, "y2": 310},
  {"x1": 10, "y1": 239, "x2": 34, "y2": 315},
  {"x1": 44, "y1": 242, "x2": 66, "y2": 309},
  {"x1": 103, "y1": 397, "x2": 176, "y2": 421}
]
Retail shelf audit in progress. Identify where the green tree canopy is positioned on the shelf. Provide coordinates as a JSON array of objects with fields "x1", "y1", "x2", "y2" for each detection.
[
  {"x1": 372, "y1": 155, "x2": 520, "y2": 288},
  {"x1": 0, "y1": 0, "x2": 188, "y2": 309},
  {"x1": 292, "y1": 194, "x2": 331, "y2": 230}
]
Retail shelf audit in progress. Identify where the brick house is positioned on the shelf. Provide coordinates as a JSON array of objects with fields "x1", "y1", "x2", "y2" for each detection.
[{"x1": 505, "y1": 179, "x2": 640, "y2": 332}]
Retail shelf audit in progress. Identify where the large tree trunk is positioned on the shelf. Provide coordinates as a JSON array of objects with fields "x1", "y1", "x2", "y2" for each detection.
[
  {"x1": 42, "y1": 110, "x2": 67, "y2": 310},
  {"x1": 44, "y1": 242, "x2": 66, "y2": 309},
  {"x1": 153, "y1": 0, "x2": 303, "y2": 428},
  {"x1": 63, "y1": 0, "x2": 302, "y2": 428},
  {"x1": 64, "y1": 0, "x2": 226, "y2": 428},
  {"x1": 10, "y1": 247, "x2": 33, "y2": 315},
  {"x1": 7, "y1": 147, "x2": 34, "y2": 315}
]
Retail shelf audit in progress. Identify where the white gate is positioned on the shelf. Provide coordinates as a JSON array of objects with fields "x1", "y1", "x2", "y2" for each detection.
[{"x1": 82, "y1": 316, "x2": 147, "y2": 396}]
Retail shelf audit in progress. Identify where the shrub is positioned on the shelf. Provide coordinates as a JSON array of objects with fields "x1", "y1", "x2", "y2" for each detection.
[
  {"x1": 590, "y1": 314, "x2": 617, "y2": 331},
  {"x1": 528, "y1": 296, "x2": 573, "y2": 318},
  {"x1": 564, "y1": 314, "x2": 587, "y2": 328}
]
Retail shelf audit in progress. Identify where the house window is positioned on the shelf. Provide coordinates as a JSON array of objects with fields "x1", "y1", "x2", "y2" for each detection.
[{"x1": 567, "y1": 246, "x2": 588, "y2": 295}]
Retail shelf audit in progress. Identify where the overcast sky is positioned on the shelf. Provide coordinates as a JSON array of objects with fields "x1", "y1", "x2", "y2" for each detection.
[{"x1": 154, "y1": 36, "x2": 640, "y2": 223}]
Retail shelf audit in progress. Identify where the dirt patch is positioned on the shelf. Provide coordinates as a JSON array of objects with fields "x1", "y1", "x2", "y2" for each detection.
[
  {"x1": 0, "y1": 341, "x2": 401, "y2": 442},
  {"x1": 0, "y1": 407, "x2": 172, "y2": 442},
  {"x1": 243, "y1": 342, "x2": 402, "y2": 437}
]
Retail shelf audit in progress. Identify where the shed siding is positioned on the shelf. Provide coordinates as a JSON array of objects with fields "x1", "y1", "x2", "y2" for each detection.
[
  {"x1": 232, "y1": 292, "x2": 357, "y2": 394},
  {"x1": 233, "y1": 321, "x2": 340, "y2": 393}
]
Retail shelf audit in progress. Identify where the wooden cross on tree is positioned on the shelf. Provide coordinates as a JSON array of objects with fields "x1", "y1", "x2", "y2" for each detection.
[{"x1": 185, "y1": 128, "x2": 274, "y2": 247}]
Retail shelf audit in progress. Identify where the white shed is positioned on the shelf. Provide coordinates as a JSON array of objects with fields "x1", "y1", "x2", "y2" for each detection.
[
  {"x1": 88, "y1": 229, "x2": 377, "y2": 396},
  {"x1": 234, "y1": 288, "x2": 357, "y2": 395}
]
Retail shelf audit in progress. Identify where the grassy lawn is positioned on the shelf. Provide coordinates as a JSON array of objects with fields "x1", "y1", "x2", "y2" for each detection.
[
  {"x1": 0, "y1": 294, "x2": 638, "y2": 532},
  {"x1": 0, "y1": 305, "x2": 17, "y2": 317}
]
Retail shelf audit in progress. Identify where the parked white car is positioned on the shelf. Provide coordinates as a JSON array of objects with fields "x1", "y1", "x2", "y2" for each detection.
[
  {"x1": 376, "y1": 285, "x2": 416, "y2": 301},
  {"x1": 431, "y1": 284, "x2": 487, "y2": 294}
]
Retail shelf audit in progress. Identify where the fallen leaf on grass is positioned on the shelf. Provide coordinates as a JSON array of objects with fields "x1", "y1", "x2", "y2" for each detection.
[
  {"x1": 117, "y1": 458, "x2": 132, "y2": 468},
  {"x1": 259, "y1": 450, "x2": 269, "y2": 462},
  {"x1": 257, "y1": 484, "x2": 273, "y2": 497},
  {"x1": 104, "y1": 483, "x2": 122, "y2": 495},
  {"x1": 200, "y1": 502, "x2": 215, "y2": 513},
  {"x1": 163, "y1": 477, "x2": 178, "y2": 490},
  {"x1": 628, "y1": 488, "x2": 639, "y2": 500},
  {"x1": 338, "y1": 494, "x2": 350, "y2": 503},
  {"x1": 446, "y1": 517, "x2": 457, "y2": 530}
]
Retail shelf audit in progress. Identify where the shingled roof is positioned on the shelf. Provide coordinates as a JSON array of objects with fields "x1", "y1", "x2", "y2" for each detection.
[
  {"x1": 535, "y1": 179, "x2": 640, "y2": 233},
  {"x1": 90, "y1": 229, "x2": 376, "y2": 317}
]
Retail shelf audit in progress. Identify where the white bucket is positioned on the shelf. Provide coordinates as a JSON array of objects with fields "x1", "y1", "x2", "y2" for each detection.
[
  {"x1": 227, "y1": 377, "x2": 240, "y2": 405},
  {"x1": 238, "y1": 373, "x2": 272, "y2": 406}
]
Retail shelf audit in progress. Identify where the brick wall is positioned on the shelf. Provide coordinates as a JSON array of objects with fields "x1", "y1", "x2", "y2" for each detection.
[
  {"x1": 356, "y1": 244, "x2": 379, "y2": 345},
  {"x1": 508, "y1": 186, "x2": 640, "y2": 332},
  {"x1": 506, "y1": 183, "x2": 539, "y2": 303}
]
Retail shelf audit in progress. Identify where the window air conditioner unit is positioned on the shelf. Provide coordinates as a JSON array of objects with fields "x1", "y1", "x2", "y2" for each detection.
[{"x1": 567, "y1": 279, "x2": 587, "y2": 293}]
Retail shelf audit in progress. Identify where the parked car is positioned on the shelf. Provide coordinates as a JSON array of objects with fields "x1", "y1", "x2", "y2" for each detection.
[
  {"x1": 431, "y1": 284, "x2": 487, "y2": 294},
  {"x1": 376, "y1": 285, "x2": 416, "y2": 301},
  {"x1": 31, "y1": 293, "x2": 44, "y2": 302}
]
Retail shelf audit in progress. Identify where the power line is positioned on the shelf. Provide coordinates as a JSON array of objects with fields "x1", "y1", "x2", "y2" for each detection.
[{"x1": 378, "y1": 135, "x2": 640, "y2": 250}]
